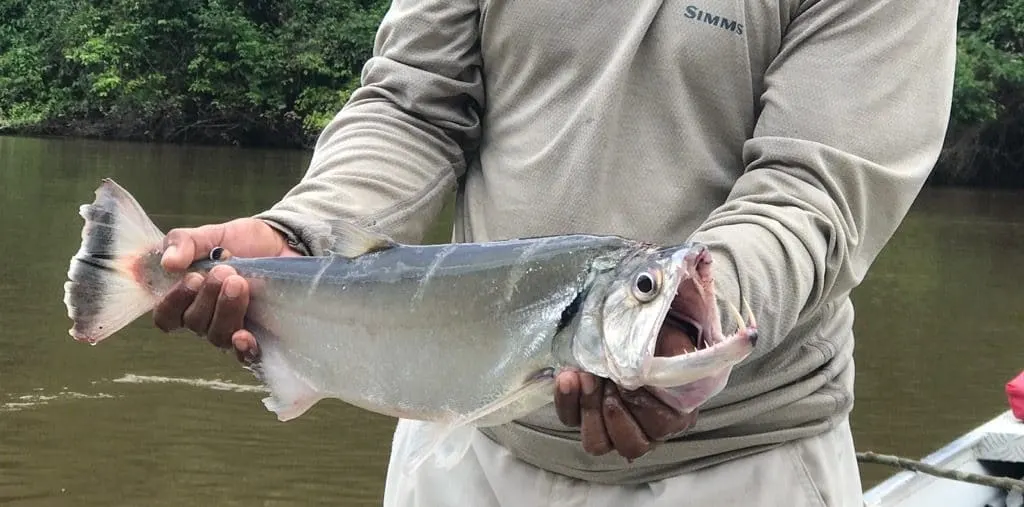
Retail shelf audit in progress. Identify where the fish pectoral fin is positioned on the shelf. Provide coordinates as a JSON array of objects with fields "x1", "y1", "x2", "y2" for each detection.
[
  {"x1": 403, "y1": 369, "x2": 557, "y2": 476},
  {"x1": 462, "y1": 368, "x2": 557, "y2": 427},
  {"x1": 311, "y1": 218, "x2": 398, "y2": 258}
]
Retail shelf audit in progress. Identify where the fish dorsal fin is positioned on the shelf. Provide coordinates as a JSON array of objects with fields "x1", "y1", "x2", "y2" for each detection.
[{"x1": 309, "y1": 218, "x2": 397, "y2": 258}]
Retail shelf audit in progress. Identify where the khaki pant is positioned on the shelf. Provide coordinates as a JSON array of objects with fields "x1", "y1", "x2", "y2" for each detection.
[{"x1": 382, "y1": 417, "x2": 864, "y2": 507}]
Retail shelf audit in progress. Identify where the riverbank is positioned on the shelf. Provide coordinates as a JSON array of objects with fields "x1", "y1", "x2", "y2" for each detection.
[
  {"x1": 0, "y1": 112, "x2": 318, "y2": 149},
  {"x1": 4, "y1": 124, "x2": 1022, "y2": 189}
]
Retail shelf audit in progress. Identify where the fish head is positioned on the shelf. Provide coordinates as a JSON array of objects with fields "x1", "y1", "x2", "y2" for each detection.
[{"x1": 596, "y1": 243, "x2": 707, "y2": 391}]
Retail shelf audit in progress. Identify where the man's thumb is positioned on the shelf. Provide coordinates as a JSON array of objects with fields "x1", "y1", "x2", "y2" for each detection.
[{"x1": 161, "y1": 224, "x2": 226, "y2": 272}]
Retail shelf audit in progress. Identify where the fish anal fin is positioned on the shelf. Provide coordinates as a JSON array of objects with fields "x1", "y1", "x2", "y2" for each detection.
[
  {"x1": 262, "y1": 391, "x2": 324, "y2": 422},
  {"x1": 403, "y1": 369, "x2": 557, "y2": 476},
  {"x1": 309, "y1": 218, "x2": 398, "y2": 258},
  {"x1": 245, "y1": 324, "x2": 324, "y2": 422}
]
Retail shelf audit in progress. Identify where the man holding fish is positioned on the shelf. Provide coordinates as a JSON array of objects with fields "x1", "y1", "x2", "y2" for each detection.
[{"x1": 149, "y1": 1, "x2": 959, "y2": 505}]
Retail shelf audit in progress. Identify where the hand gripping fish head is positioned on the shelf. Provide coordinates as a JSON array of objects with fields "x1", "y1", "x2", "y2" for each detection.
[{"x1": 563, "y1": 242, "x2": 758, "y2": 414}]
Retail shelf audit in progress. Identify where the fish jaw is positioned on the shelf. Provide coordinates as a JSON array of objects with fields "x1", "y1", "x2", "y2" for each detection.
[
  {"x1": 640, "y1": 319, "x2": 756, "y2": 414},
  {"x1": 642, "y1": 324, "x2": 757, "y2": 388},
  {"x1": 646, "y1": 366, "x2": 733, "y2": 415}
]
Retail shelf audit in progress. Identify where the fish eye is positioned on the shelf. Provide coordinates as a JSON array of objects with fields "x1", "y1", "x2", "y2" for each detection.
[{"x1": 632, "y1": 270, "x2": 660, "y2": 303}]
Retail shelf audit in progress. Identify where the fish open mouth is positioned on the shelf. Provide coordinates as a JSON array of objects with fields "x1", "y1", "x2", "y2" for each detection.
[
  {"x1": 636, "y1": 244, "x2": 759, "y2": 413},
  {"x1": 658, "y1": 247, "x2": 716, "y2": 355},
  {"x1": 630, "y1": 242, "x2": 761, "y2": 389},
  {"x1": 661, "y1": 312, "x2": 705, "y2": 351}
]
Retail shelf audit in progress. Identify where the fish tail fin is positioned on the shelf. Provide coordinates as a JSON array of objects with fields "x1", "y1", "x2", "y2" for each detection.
[{"x1": 63, "y1": 178, "x2": 169, "y2": 344}]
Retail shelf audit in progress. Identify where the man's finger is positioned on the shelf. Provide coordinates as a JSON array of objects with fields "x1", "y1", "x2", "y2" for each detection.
[
  {"x1": 162, "y1": 229, "x2": 197, "y2": 272},
  {"x1": 207, "y1": 275, "x2": 249, "y2": 349},
  {"x1": 232, "y1": 329, "x2": 260, "y2": 365},
  {"x1": 153, "y1": 274, "x2": 203, "y2": 332},
  {"x1": 579, "y1": 373, "x2": 611, "y2": 456},
  {"x1": 555, "y1": 370, "x2": 582, "y2": 427},
  {"x1": 182, "y1": 265, "x2": 233, "y2": 336},
  {"x1": 162, "y1": 224, "x2": 227, "y2": 272},
  {"x1": 602, "y1": 383, "x2": 651, "y2": 460}
]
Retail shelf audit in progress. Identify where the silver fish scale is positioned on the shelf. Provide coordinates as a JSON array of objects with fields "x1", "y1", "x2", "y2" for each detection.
[{"x1": 218, "y1": 234, "x2": 637, "y2": 422}]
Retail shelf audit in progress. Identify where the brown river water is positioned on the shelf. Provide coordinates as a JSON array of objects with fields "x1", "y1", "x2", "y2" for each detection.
[{"x1": 1, "y1": 135, "x2": 1023, "y2": 505}]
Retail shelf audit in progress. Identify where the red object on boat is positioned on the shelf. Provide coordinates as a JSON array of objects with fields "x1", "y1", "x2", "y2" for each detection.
[{"x1": 1006, "y1": 371, "x2": 1024, "y2": 421}]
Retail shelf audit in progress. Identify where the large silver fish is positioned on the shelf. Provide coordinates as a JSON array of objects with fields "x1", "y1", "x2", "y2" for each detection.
[{"x1": 63, "y1": 179, "x2": 757, "y2": 471}]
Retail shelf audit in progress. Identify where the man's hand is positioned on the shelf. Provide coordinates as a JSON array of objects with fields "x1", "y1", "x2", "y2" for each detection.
[
  {"x1": 153, "y1": 218, "x2": 302, "y2": 363},
  {"x1": 554, "y1": 324, "x2": 700, "y2": 461}
]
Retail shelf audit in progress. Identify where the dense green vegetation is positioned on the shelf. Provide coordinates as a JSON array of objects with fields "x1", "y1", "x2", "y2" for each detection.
[
  {"x1": 1, "y1": 0, "x2": 1023, "y2": 186},
  {"x1": 944, "y1": 0, "x2": 1024, "y2": 186},
  {"x1": 0, "y1": 0, "x2": 386, "y2": 147}
]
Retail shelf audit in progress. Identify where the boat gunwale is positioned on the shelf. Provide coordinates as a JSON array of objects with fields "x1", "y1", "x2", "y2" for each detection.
[{"x1": 862, "y1": 410, "x2": 1018, "y2": 506}]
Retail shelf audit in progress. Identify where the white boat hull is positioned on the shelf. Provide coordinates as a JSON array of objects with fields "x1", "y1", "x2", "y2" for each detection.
[{"x1": 863, "y1": 410, "x2": 1024, "y2": 507}]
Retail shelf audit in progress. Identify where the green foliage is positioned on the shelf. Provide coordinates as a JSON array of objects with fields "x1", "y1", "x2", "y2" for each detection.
[
  {"x1": 0, "y1": 0, "x2": 388, "y2": 146},
  {"x1": 937, "y1": 0, "x2": 1024, "y2": 186},
  {"x1": 0, "y1": 0, "x2": 1023, "y2": 186}
]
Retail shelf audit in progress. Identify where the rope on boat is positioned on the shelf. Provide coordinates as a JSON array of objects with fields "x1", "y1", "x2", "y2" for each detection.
[{"x1": 857, "y1": 451, "x2": 1024, "y2": 492}]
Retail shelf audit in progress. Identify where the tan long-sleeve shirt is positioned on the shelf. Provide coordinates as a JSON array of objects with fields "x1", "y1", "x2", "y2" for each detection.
[{"x1": 255, "y1": 0, "x2": 958, "y2": 484}]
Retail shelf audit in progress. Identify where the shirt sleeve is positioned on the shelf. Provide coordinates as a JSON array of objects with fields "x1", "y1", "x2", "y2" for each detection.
[
  {"x1": 688, "y1": 0, "x2": 958, "y2": 360},
  {"x1": 254, "y1": 0, "x2": 484, "y2": 254}
]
